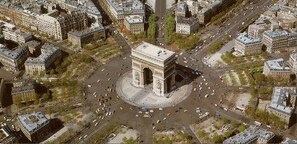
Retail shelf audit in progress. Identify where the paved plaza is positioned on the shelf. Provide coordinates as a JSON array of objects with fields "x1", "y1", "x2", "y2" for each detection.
[{"x1": 116, "y1": 71, "x2": 192, "y2": 108}]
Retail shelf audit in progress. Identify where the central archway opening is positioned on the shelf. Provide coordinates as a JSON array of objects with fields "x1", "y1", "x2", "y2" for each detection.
[{"x1": 143, "y1": 68, "x2": 153, "y2": 85}]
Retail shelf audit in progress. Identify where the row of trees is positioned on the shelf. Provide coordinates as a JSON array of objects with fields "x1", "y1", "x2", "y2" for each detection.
[
  {"x1": 245, "y1": 107, "x2": 286, "y2": 129},
  {"x1": 87, "y1": 122, "x2": 120, "y2": 143},
  {"x1": 164, "y1": 13, "x2": 176, "y2": 44},
  {"x1": 147, "y1": 14, "x2": 156, "y2": 39}
]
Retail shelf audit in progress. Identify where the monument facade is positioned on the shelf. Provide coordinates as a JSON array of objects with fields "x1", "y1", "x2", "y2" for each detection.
[{"x1": 131, "y1": 42, "x2": 176, "y2": 96}]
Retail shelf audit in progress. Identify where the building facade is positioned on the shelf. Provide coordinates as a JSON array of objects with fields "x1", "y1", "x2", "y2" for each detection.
[
  {"x1": 223, "y1": 125, "x2": 275, "y2": 144},
  {"x1": 11, "y1": 79, "x2": 36, "y2": 105},
  {"x1": 263, "y1": 58, "x2": 291, "y2": 79},
  {"x1": 37, "y1": 10, "x2": 88, "y2": 40},
  {"x1": 68, "y1": 23, "x2": 105, "y2": 49},
  {"x1": 25, "y1": 43, "x2": 62, "y2": 75},
  {"x1": 287, "y1": 52, "x2": 297, "y2": 74},
  {"x1": 234, "y1": 33, "x2": 263, "y2": 55},
  {"x1": 124, "y1": 15, "x2": 144, "y2": 34},
  {"x1": 16, "y1": 112, "x2": 52, "y2": 142},
  {"x1": 267, "y1": 87, "x2": 297, "y2": 128},
  {"x1": 0, "y1": 44, "x2": 29, "y2": 72},
  {"x1": 3, "y1": 28, "x2": 32, "y2": 43},
  {"x1": 102, "y1": 0, "x2": 145, "y2": 23},
  {"x1": 131, "y1": 42, "x2": 176, "y2": 96},
  {"x1": 176, "y1": 16, "x2": 199, "y2": 35},
  {"x1": 262, "y1": 30, "x2": 297, "y2": 53}
]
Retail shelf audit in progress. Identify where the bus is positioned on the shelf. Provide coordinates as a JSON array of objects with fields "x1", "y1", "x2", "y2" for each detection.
[{"x1": 254, "y1": 121, "x2": 262, "y2": 126}]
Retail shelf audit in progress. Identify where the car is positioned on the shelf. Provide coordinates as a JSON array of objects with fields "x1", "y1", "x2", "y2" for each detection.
[
  {"x1": 101, "y1": 68, "x2": 105, "y2": 72},
  {"x1": 108, "y1": 78, "x2": 111, "y2": 81},
  {"x1": 92, "y1": 119, "x2": 97, "y2": 123},
  {"x1": 79, "y1": 136, "x2": 83, "y2": 140},
  {"x1": 157, "y1": 120, "x2": 161, "y2": 123},
  {"x1": 87, "y1": 85, "x2": 92, "y2": 88},
  {"x1": 183, "y1": 110, "x2": 188, "y2": 113},
  {"x1": 159, "y1": 108, "x2": 163, "y2": 111},
  {"x1": 120, "y1": 107, "x2": 123, "y2": 110},
  {"x1": 153, "y1": 126, "x2": 156, "y2": 129},
  {"x1": 95, "y1": 122, "x2": 99, "y2": 126},
  {"x1": 166, "y1": 113, "x2": 171, "y2": 116},
  {"x1": 143, "y1": 114, "x2": 151, "y2": 118},
  {"x1": 205, "y1": 94, "x2": 209, "y2": 98},
  {"x1": 163, "y1": 117, "x2": 167, "y2": 120},
  {"x1": 214, "y1": 104, "x2": 218, "y2": 107},
  {"x1": 83, "y1": 135, "x2": 88, "y2": 138}
]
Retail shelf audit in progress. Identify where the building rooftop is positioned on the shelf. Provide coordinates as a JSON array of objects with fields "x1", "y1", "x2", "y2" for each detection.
[
  {"x1": 176, "y1": 1, "x2": 187, "y2": 13},
  {"x1": 289, "y1": 52, "x2": 297, "y2": 61},
  {"x1": 264, "y1": 30, "x2": 289, "y2": 38},
  {"x1": 223, "y1": 125, "x2": 275, "y2": 144},
  {"x1": 68, "y1": 23, "x2": 104, "y2": 37},
  {"x1": 237, "y1": 33, "x2": 261, "y2": 45},
  {"x1": 25, "y1": 43, "x2": 59, "y2": 64},
  {"x1": 133, "y1": 42, "x2": 175, "y2": 62},
  {"x1": 17, "y1": 112, "x2": 49, "y2": 134},
  {"x1": 281, "y1": 137, "x2": 297, "y2": 144},
  {"x1": 125, "y1": 15, "x2": 143, "y2": 24},
  {"x1": 26, "y1": 40, "x2": 41, "y2": 49},
  {"x1": 0, "y1": 44, "x2": 28, "y2": 60},
  {"x1": 0, "y1": 20, "x2": 16, "y2": 30},
  {"x1": 265, "y1": 58, "x2": 290, "y2": 71},
  {"x1": 11, "y1": 79, "x2": 35, "y2": 94},
  {"x1": 106, "y1": 0, "x2": 144, "y2": 15},
  {"x1": 268, "y1": 87, "x2": 297, "y2": 115},
  {"x1": 176, "y1": 16, "x2": 199, "y2": 25}
]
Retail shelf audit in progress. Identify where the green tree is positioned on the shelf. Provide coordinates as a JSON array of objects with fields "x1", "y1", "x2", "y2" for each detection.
[
  {"x1": 197, "y1": 130, "x2": 207, "y2": 138},
  {"x1": 212, "y1": 133, "x2": 224, "y2": 143},
  {"x1": 222, "y1": 117, "x2": 229, "y2": 124},
  {"x1": 223, "y1": 130, "x2": 233, "y2": 138},
  {"x1": 147, "y1": 13, "x2": 156, "y2": 39},
  {"x1": 238, "y1": 125, "x2": 246, "y2": 132},
  {"x1": 164, "y1": 13, "x2": 175, "y2": 44}
]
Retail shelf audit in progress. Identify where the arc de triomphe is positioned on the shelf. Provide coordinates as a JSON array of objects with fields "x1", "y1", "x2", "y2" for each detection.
[{"x1": 131, "y1": 42, "x2": 176, "y2": 96}]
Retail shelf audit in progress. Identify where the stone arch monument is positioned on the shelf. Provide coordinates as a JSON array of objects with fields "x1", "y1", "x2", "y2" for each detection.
[{"x1": 131, "y1": 42, "x2": 176, "y2": 96}]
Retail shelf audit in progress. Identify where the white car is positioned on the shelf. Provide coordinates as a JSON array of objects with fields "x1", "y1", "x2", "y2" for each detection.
[
  {"x1": 205, "y1": 94, "x2": 209, "y2": 98},
  {"x1": 95, "y1": 122, "x2": 98, "y2": 126},
  {"x1": 87, "y1": 85, "x2": 92, "y2": 88}
]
